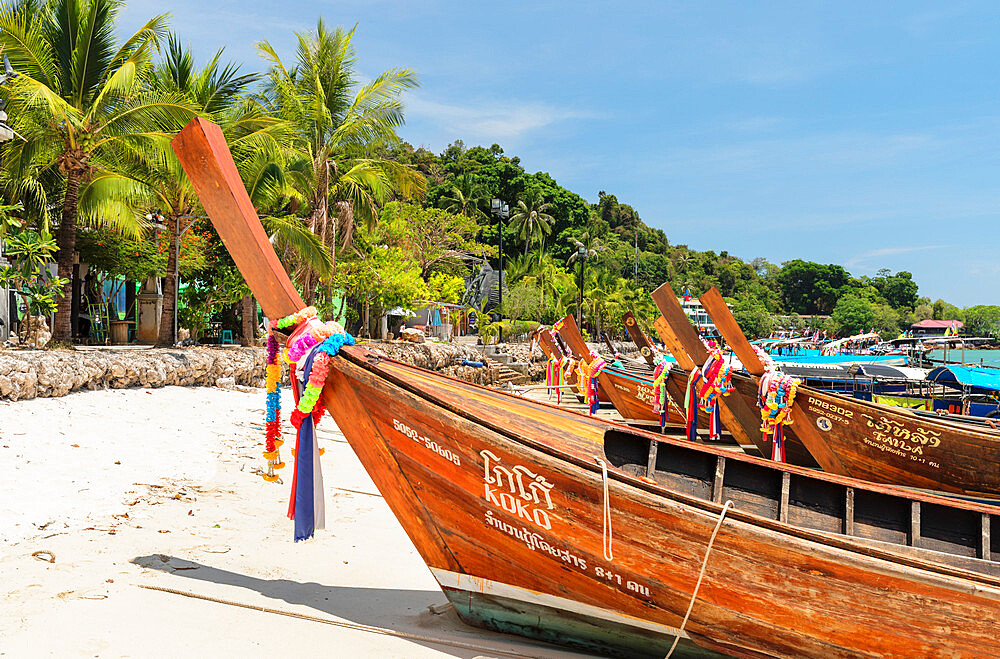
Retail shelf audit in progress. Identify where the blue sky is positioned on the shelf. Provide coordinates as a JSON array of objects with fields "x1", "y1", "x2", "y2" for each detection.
[{"x1": 122, "y1": 1, "x2": 1000, "y2": 306}]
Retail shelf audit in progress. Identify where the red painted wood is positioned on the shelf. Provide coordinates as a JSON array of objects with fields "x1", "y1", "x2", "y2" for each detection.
[{"x1": 171, "y1": 117, "x2": 303, "y2": 320}]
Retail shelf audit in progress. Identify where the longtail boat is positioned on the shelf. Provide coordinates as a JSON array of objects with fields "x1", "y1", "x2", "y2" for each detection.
[
  {"x1": 622, "y1": 310, "x2": 659, "y2": 366},
  {"x1": 173, "y1": 117, "x2": 1000, "y2": 658},
  {"x1": 666, "y1": 283, "x2": 1000, "y2": 498},
  {"x1": 533, "y1": 327, "x2": 609, "y2": 403}
]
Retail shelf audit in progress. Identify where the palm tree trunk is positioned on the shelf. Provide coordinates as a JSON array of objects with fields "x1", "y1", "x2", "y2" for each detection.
[
  {"x1": 53, "y1": 171, "x2": 81, "y2": 342},
  {"x1": 157, "y1": 214, "x2": 179, "y2": 346},
  {"x1": 240, "y1": 294, "x2": 256, "y2": 346}
]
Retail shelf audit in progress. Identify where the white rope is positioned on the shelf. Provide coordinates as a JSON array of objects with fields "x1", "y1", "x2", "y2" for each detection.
[
  {"x1": 595, "y1": 457, "x2": 614, "y2": 561},
  {"x1": 664, "y1": 500, "x2": 734, "y2": 658}
]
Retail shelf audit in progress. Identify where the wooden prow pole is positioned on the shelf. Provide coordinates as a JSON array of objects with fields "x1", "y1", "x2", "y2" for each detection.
[
  {"x1": 556, "y1": 314, "x2": 591, "y2": 361},
  {"x1": 698, "y1": 287, "x2": 849, "y2": 475},
  {"x1": 699, "y1": 287, "x2": 766, "y2": 376},
  {"x1": 170, "y1": 117, "x2": 302, "y2": 320},
  {"x1": 649, "y1": 283, "x2": 765, "y2": 451},
  {"x1": 602, "y1": 333, "x2": 618, "y2": 358},
  {"x1": 650, "y1": 284, "x2": 710, "y2": 366},
  {"x1": 622, "y1": 311, "x2": 657, "y2": 366}
]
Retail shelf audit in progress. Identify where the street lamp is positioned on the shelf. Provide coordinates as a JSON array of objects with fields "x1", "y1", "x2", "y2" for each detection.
[
  {"x1": 577, "y1": 245, "x2": 587, "y2": 329},
  {"x1": 490, "y1": 198, "x2": 509, "y2": 343}
]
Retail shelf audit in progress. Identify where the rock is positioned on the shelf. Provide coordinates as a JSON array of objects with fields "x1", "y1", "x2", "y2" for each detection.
[
  {"x1": 177, "y1": 328, "x2": 190, "y2": 342},
  {"x1": 399, "y1": 328, "x2": 425, "y2": 343},
  {"x1": 0, "y1": 347, "x2": 268, "y2": 401},
  {"x1": 215, "y1": 377, "x2": 236, "y2": 390}
]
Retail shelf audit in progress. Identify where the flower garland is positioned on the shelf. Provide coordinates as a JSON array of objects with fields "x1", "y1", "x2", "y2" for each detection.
[
  {"x1": 752, "y1": 345, "x2": 776, "y2": 372},
  {"x1": 758, "y1": 370, "x2": 799, "y2": 462},
  {"x1": 579, "y1": 351, "x2": 608, "y2": 415},
  {"x1": 683, "y1": 349, "x2": 733, "y2": 441},
  {"x1": 546, "y1": 355, "x2": 561, "y2": 400},
  {"x1": 651, "y1": 357, "x2": 671, "y2": 430},
  {"x1": 262, "y1": 330, "x2": 285, "y2": 482},
  {"x1": 261, "y1": 307, "x2": 356, "y2": 542}
]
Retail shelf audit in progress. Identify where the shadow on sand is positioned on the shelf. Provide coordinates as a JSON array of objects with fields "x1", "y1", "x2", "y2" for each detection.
[{"x1": 131, "y1": 554, "x2": 587, "y2": 658}]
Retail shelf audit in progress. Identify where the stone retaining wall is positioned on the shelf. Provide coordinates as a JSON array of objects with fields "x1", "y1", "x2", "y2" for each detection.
[
  {"x1": 0, "y1": 340, "x2": 507, "y2": 401},
  {"x1": 0, "y1": 348, "x2": 267, "y2": 401}
]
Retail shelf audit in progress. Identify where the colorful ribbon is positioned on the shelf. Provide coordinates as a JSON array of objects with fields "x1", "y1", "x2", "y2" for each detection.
[{"x1": 757, "y1": 370, "x2": 799, "y2": 463}]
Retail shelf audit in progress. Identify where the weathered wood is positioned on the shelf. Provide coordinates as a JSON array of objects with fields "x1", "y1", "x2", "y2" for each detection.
[
  {"x1": 622, "y1": 311, "x2": 658, "y2": 366},
  {"x1": 171, "y1": 118, "x2": 302, "y2": 320},
  {"x1": 176, "y1": 118, "x2": 1000, "y2": 658},
  {"x1": 699, "y1": 287, "x2": 766, "y2": 376},
  {"x1": 845, "y1": 488, "x2": 855, "y2": 536}
]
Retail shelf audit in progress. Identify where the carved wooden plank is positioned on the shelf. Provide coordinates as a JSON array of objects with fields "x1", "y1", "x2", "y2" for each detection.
[
  {"x1": 622, "y1": 311, "x2": 658, "y2": 365},
  {"x1": 845, "y1": 487, "x2": 855, "y2": 537},
  {"x1": 780, "y1": 471, "x2": 790, "y2": 523},
  {"x1": 171, "y1": 117, "x2": 303, "y2": 320},
  {"x1": 712, "y1": 456, "x2": 726, "y2": 503},
  {"x1": 700, "y1": 287, "x2": 766, "y2": 376}
]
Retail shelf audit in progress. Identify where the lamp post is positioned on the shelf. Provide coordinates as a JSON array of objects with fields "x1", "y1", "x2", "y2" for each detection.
[
  {"x1": 490, "y1": 198, "x2": 509, "y2": 343},
  {"x1": 577, "y1": 245, "x2": 587, "y2": 329}
]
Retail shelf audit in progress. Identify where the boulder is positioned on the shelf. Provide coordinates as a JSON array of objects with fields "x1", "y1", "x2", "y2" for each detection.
[{"x1": 399, "y1": 328, "x2": 425, "y2": 343}]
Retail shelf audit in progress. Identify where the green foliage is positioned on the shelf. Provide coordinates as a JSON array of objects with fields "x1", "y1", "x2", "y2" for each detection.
[
  {"x1": 0, "y1": 224, "x2": 66, "y2": 317},
  {"x1": 731, "y1": 298, "x2": 775, "y2": 339},
  {"x1": 932, "y1": 299, "x2": 965, "y2": 322},
  {"x1": 963, "y1": 306, "x2": 1000, "y2": 338},
  {"x1": 425, "y1": 272, "x2": 466, "y2": 304},
  {"x1": 832, "y1": 296, "x2": 875, "y2": 335},
  {"x1": 777, "y1": 260, "x2": 850, "y2": 315}
]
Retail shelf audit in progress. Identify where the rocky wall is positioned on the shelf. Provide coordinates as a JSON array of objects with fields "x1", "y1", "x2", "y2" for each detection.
[{"x1": 0, "y1": 348, "x2": 267, "y2": 401}]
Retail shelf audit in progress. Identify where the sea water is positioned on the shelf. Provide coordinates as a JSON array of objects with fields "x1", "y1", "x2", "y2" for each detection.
[{"x1": 925, "y1": 349, "x2": 1000, "y2": 367}]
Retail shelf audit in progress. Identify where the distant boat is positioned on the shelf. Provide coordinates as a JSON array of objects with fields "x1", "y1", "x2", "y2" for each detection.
[{"x1": 677, "y1": 285, "x2": 1000, "y2": 499}]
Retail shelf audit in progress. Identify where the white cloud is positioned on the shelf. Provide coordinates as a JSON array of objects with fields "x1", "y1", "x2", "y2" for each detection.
[
  {"x1": 845, "y1": 245, "x2": 947, "y2": 269},
  {"x1": 404, "y1": 94, "x2": 596, "y2": 142}
]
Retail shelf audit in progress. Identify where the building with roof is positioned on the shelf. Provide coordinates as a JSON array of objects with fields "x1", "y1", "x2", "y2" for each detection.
[{"x1": 911, "y1": 319, "x2": 964, "y2": 336}]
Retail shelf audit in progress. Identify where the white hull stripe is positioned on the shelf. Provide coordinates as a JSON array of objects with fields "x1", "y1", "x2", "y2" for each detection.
[{"x1": 430, "y1": 568, "x2": 687, "y2": 639}]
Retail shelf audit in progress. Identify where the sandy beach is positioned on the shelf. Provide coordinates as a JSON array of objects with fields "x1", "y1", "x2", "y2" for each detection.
[{"x1": 1, "y1": 386, "x2": 587, "y2": 658}]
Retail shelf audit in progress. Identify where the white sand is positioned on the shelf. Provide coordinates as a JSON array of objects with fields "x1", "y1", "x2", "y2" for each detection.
[{"x1": 0, "y1": 386, "x2": 586, "y2": 658}]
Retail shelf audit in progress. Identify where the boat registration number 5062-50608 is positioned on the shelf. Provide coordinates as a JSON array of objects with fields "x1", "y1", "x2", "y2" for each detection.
[{"x1": 392, "y1": 418, "x2": 461, "y2": 466}]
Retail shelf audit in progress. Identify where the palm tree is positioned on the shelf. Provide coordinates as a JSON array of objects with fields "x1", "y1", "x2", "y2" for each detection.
[
  {"x1": 258, "y1": 21, "x2": 426, "y2": 303},
  {"x1": 0, "y1": 0, "x2": 198, "y2": 341},
  {"x1": 136, "y1": 35, "x2": 272, "y2": 345},
  {"x1": 567, "y1": 231, "x2": 606, "y2": 328},
  {"x1": 509, "y1": 192, "x2": 554, "y2": 256},
  {"x1": 439, "y1": 173, "x2": 485, "y2": 218}
]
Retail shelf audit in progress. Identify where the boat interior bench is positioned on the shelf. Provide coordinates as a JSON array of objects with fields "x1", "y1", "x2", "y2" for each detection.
[{"x1": 603, "y1": 428, "x2": 1000, "y2": 577}]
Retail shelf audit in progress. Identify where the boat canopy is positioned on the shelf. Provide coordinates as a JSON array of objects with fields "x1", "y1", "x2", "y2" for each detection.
[
  {"x1": 821, "y1": 332, "x2": 880, "y2": 354},
  {"x1": 927, "y1": 365, "x2": 1000, "y2": 393}
]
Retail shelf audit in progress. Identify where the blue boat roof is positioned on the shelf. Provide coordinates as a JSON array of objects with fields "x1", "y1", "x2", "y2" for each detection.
[{"x1": 926, "y1": 365, "x2": 1000, "y2": 392}]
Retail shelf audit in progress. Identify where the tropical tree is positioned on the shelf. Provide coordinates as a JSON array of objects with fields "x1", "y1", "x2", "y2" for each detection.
[
  {"x1": 509, "y1": 192, "x2": 554, "y2": 256},
  {"x1": 0, "y1": 0, "x2": 198, "y2": 341},
  {"x1": 439, "y1": 173, "x2": 486, "y2": 218},
  {"x1": 258, "y1": 20, "x2": 426, "y2": 303},
  {"x1": 141, "y1": 35, "x2": 322, "y2": 345}
]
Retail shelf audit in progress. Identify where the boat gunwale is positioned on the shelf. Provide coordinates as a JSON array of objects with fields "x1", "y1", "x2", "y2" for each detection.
[{"x1": 338, "y1": 345, "x2": 1000, "y2": 588}]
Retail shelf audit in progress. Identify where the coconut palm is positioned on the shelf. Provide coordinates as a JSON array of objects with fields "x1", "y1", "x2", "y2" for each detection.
[
  {"x1": 439, "y1": 173, "x2": 486, "y2": 218},
  {"x1": 0, "y1": 0, "x2": 199, "y2": 341},
  {"x1": 258, "y1": 21, "x2": 426, "y2": 303},
  {"x1": 509, "y1": 192, "x2": 554, "y2": 256}
]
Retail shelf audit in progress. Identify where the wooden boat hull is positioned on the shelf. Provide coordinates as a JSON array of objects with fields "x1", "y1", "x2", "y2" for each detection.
[
  {"x1": 325, "y1": 346, "x2": 1000, "y2": 658},
  {"x1": 171, "y1": 118, "x2": 1000, "y2": 658},
  {"x1": 730, "y1": 373, "x2": 1000, "y2": 496}
]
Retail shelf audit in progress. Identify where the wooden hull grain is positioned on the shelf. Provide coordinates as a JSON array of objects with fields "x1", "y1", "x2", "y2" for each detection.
[
  {"x1": 172, "y1": 119, "x2": 1000, "y2": 658},
  {"x1": 697, "y1": 284, "x2": 1000, "y2": 498},
  {"x1": 323, "y1": 346, "x2": 1000, "y2": 658},
  {"x1": 729, "y1": 373, "x2": 1000, "y2": 497}
]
